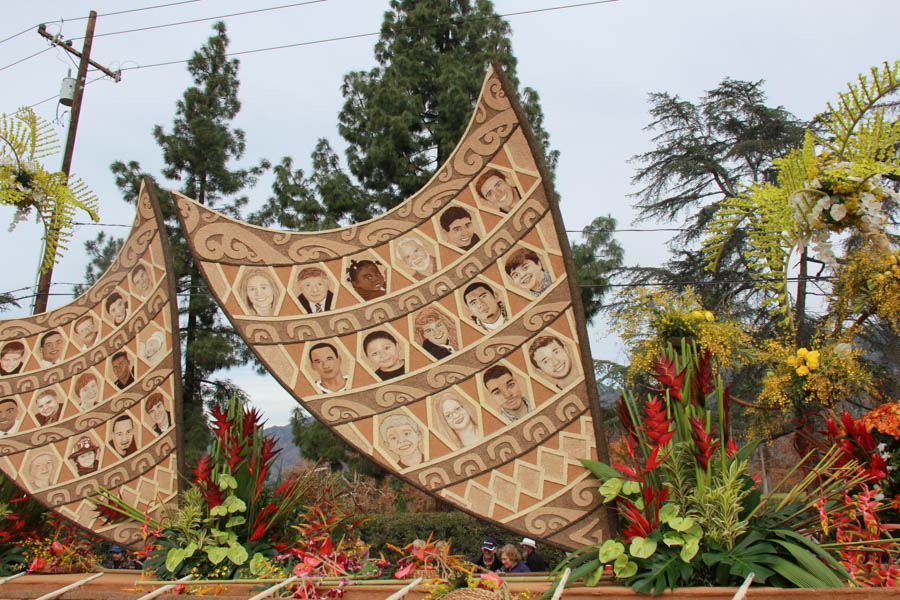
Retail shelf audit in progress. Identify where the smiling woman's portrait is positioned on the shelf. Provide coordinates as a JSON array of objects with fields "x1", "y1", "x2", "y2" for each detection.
[
  {"x1": 431, "y1": 391, "x2": 480, "y2": 450},
  {"x1": 413, "y1": 308, "x2": 458, "y2": 360},
  {"x1": 379, "y1": 412, "x2": 423, "y2": 468},
  {"x1": 240, "y1": 268, "x2": 281, "y2": 317}
]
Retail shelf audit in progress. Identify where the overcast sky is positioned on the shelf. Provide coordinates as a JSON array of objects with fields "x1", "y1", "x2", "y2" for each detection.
[{"x1": 2, "y1": 0, "x2": 898, "y2": 425}]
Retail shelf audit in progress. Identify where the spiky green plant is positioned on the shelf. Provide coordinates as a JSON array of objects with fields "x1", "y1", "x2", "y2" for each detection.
[{"x1": 0, "y1": 107, "x2": 99, "y2": 271}]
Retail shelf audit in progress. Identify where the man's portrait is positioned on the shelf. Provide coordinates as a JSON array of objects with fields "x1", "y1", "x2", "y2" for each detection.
[
  {"x1": 69, "y1": 436, "x2": 100, "y2": 476},
  {"x1": 145, "y1": 393, "x2": 171, "y2": 435},
  {"x1": 131, "y1": 264, "x2": 152, "y2": 297},
  {"x1": 308, "y1": 342, "x2": 349, "y2": 393},
  {"x1": 34, "y1": 389, "x2": 62, "y2": 426},
  {"x1": 39, "y1": 331, "x2": 65, "y2": 366},
  {"x1": 296, "y1": 266, "x2": 334, "y2": 314},
  {"x1": 379, "y1": 412, "x2": 423, "y2": 468},
  {"x1": 362, "y1": 331, "x2": 405, "y2": 381},
  {"x1": 74, "y1": 373, "x2": 100, "y2": 411},
  {"x1": 483, "y1": 364, "x2": 531, "y2": 422},
  {"x1": 111, "y1": 351, "x2": 134, "y2": 390},
  {"x1": 0, "y1": 398, "x2": 20, "y2": 435},
  {"x1": 105, "y1": 293, "x2": 128, "y2": 326},
  {"x1": 504, "y1": 248, "x2": 552, "y2": 297},
  {"x1": 463, "y1": 282, "x2": 506, "y2": 331},
  {"x1": 528, "y1": 335, "x2": 579, "y2": 389},
  {"x1": 139, "y1": 331, "x2": 165, "y2": 365},
  {"x1": 476, "y1": 169, "x2": 521, "y2": 213},
  {"x1": 438, "y1": 206, "x2": 480, "y2": 251},
  {"x1": 27, "y1": 451, "x2": 57, "y2": 490},
  {"x1": 0, "y1": 341, "x2": 25, "y2": 376},
  {"x1": 109, "y1": 414, "x2": 137, "y2": 457},
  {"x1": 394, "y1": 236, "x2": 437, "y2": 281},
  {"x1": 73, "y1": 315, "x2": 98, "y2": 349}
]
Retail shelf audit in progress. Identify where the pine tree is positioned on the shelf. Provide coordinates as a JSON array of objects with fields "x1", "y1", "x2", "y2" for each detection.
[{"x1": 109, "y1": 22, "x2": 267, "y2": 463}]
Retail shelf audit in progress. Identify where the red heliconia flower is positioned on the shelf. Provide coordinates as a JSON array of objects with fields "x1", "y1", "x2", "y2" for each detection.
[
  {"x1": 689, "y1": 416, "x2": 720, "y2": 469},
  {"x1": 209, "y1": 405, "x2": 231, "y2": 442},
  {"x1": 243, "y1": 406, "x2": 264, "y2": 439},
  {"x1": 226, "y1": 434, "x2": 243, "y2": 470},
  {"x1": 618, "y1": 499, "x2": 653, "y2": 542},
  {"x1": 617, "y1": 395, "x2": 635, "y2": 438},
  {"x1": 693, "y1": 350, "x2": 715, "y2": 401},
  {"x1": 93, "y1": 502, "x2": 125, "y2": 525},
  {"x1": 651, "y1": 354, "x2": 685, "y2": 402},
  {"x1": 637, "y1": 395, "x2": 674, "y2": 446},
  {"x1": 192, "y1": 455, "x2": 225, "y2": 508}
]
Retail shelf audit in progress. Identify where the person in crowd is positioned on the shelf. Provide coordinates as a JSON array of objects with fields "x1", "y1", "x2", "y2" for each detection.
[
  {"x1": 308, "y1": 342, "x2": 350, "y2": 393},
  {"x1": 73, "y1": 315, "x2": 98, "y2": 349},
  {"x1": 504, "y1": 248, "x2": 552, "y2": 297},
  {"x1": 348, "y1": 260, "x2": 387, "y2": 301},
  {"x1": 528, "y1": 335, "x2": 579, "y2": 389},
  {"x1": 131, "y1": 265, "x2": 152, "y2": 297},
  {"x1": 39, "y1": 331, "x2": 65, "y2": 366},
  {"x1": 363, "y1": 331, "x2": 405, "y2": 381},
  {"x1": 110, "y1": 415, "x2": 137, "y2": 457},
  {"x1": 432, "y1": 391, "x2": 479, "y2": 450},
  {"x1": 34, "y1": 389, "x2": 62, "y2": 425},
  {"x1": 105, "y1": 293, "x2": 128, "y2": 326},
  {"x1": 0, "y1": 341, "x2": 25, "y2": 375},
  {"x1": 395, "y1": 237, "x2": 437, "y2": 280},
  {"x1": 463, "y1": 282, "x2": 506, "y2": 331},
  {"x1": 476, "y1": 169, "x2": 521, "y2": 213},
  {"x1": 473, "y1": 537, "x2": 502, "y2": 571},
  {"x1": 520, "y1": 538, "x2": 547, "y2": 572},
  {"x1": 108, "y1": 545, "x2": 141, "y2": 569},
  {"x1": 74, "y1": 373, "x2": 100, "y2": 411},
  {"x1": 499, "y1": 544, "x2": 530, "y2": 573},
  {"x1": 145, "y1": 393, "x2": 171, "y2": 435},
  {"x1": 111, "y1": 352, "x2": 134, "y2": 389},
  {"x1": 0, "y1": 398, "x2": 21, "y2": 435},
  {"x1": 241, "y1": 269, "x2": 279, "y2": 317},
  {"x1": 483, "y1": 365, "x2": 531, "y2": 422},
  {"x1": 69, "y1": 436, "x2": 100, "y2": 476},
  {"x1": 413, "y1": 308, "x2": 458, "y2": 360},
  {"x1": 379, "y1": 413, "x2": 423, "y2": 468},
  {"x1": 439, "y1": 206, "x2": 480, "y2": 251},
  {"x1": 296, "y1": 266, "x2": 334, "y2": 313}
]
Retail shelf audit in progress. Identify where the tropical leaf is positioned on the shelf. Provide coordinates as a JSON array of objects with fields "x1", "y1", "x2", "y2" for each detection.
[
  {"x1": 701, "y1": 531, "x2": 777, "y2": 583},
  {"x1": 627, "y1": 547, "x2": 693, "y2": 595}
]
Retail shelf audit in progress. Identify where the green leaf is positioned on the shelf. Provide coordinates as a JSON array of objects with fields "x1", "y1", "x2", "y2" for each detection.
[
  {"x1": 770, "y1": 556, "x2": 839, "y2": 588},
  {"x1": 613, "y1": 555, "x2": 637, "y2": 578},
  {"x1": 622, "y1": 480, "x2": 641, "y2": 495},
  {"x1": 658, "y1": 504, "x2": 679, "y2": 524},
  {"x1": 584, "y1": 565, "x2": 604, "y2": 587},
  {"x1": 217, "y1": 474, "x2": 238, "y2": 490},
  {"x1": 226, "y1": 515, "x2": 246, "y2": 528},
  {"x1": 629, "y1": 536, "x2": 657, "y2": 559},
  {"x1": 668, "y1": 516, "x2": 695, "y2": 532},
  {"x1": 627, "y1": 547, "x2": 693, "y2": 595},
  {"x1": 165, "y1": 548, "x2": 185, "y2": 572},
  {"x1": 210, "y1": 504, "x2": 228, "y2": 517},
  {"x1": 227, "y1": 543, "x2": 249, "y2": 566},
  {"x1": 598, "y1": 478, "x2": 623, "y2": 503},
  {"x1": 685, "y1": 523, "x2": 703, "y2": 540},
  {"x1": 770, "y1": 540, "x2": 844, "y2": 587},
  {"x1": 206, "y1": 546, "x2": 228, "y2": 565},
  {"x1": 598, "y1": 540, "x2": 625, "y2": 563},
  {"x1": 183, "y1": 542, "x2": 198, "y2": 558},
  {"x1": 680, "y1": 538, "x2": 699, "y2": 562},
  {"x1": 701, "y1": 532, "x2": 777, "y2": 584},
  {"x1": 249, "y1": 553, "x2": 267, "y2": 576},
  {"x1": 224, "y1": 496, "x2": 247, "y2": 514},
  {"x1": 772, "y1": 529, "x2": 851, "y2": 582},
  {"x1": 580, "y1": 459, "x2": 620, "y2": 480},
  {"x1": 662, "y1": 531, "x2": 684, "y2": 547}
]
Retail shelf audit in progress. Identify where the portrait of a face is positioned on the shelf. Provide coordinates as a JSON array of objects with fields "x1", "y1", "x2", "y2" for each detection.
[
  {"x1": 529, "y1": 335, "x2": 578, "y2": 389},
  {"x1": 28, "y1": 451, "x2": 57, "y2": 490},
  {"x1": 69, "y1": 436, "x2": 100, "y2": 476},
  {"x1": 476, "y1": 169, "x2": 521, "y2": 213},
  {"x1": 308, "y1": 342, "x2": 348, "y2": 393},
  {"x1": 110, "y1": 415, "x2": 136, "y2": 457},
  {"x1": 347, "y1": 260, "x2": 387, "y2": 301},
  {"x1": 111, "y1": 352, "x2": 134, "y2": 390},
  {"x1": 412, "y1": 308, "x2": 458, "y2": 360},
  {"x1": 296, "y1": 267, "x2": 332, "y2": 313},
  {"x1": 241, "y1": 269, "x2": 279, "y2": 317},
  {"x1": 106, "y1": 293, "x2": 128, "y2": 326},
  {"x1": 73, "y1": 315, "x2": 98, "y2": 348},
  {"x1": 0, "y1": 399, "x2": 20, "y2": 434},
  {"x1": 145, "y1": 393, "x2": 171, "y2": 435},
  {"x1": 139, "y1": 331, "x2": 165, "y2": 364},
  {"x1": 463, "y1": 282, "x2": 506, "y2": 331},
  {"x1": 0, "y1": 341, "x2": 25, "y2": 376},
  {"x1": 483, "y1": 365, "x2": 531, "y2": 422},
  {"x1": 131, "y1": 265, "x2": 152, "y2": 296},
  {"x1": 439, "y1": 206, "x2": 480, "y2": 251},
  {"x1": 394, "y1": 237, "x2": 436, "y2": 280},
  {"x1": 75, "y1": 373, "x2": 99, "y2": 411},
  {"x1": 504, "y1": 248, "x2": 551, "y2": 297},
  {"x1": 39, "y1": 331, "x2": 65, "y2": 365},
  {"x1": 363, "y1": 331, "x2": 405, "y2": 381},
  {"x1": 34, "y1": 390, "x2": 62, "y2": 425},
  {"x1": 432, "y1": 392, "x2": 480, "y2": 450},
  {"x1": 379, "y1": 413, "x2": 423, "y2": 468}
]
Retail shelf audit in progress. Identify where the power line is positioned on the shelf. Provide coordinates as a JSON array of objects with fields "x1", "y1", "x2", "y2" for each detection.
[
  {"x1": 73, "y1": 0, "x2": 328, "y2": 41},
  {"x1": 0, "y1": 46, "x2": 52, "y2": 73}
]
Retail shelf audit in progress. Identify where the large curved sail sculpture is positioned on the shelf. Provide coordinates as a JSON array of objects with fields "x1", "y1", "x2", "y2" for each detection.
[
  {"x1": 0, "y1": 181, "x2": 182, "y2": 545},
  {"x1": 175, "y1": 65, "x2": 612, "y2": 549}
]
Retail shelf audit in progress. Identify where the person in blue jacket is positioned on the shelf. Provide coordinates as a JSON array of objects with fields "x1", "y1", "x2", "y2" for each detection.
[{"x1": 499, "y1": 544, "x2": 530, "y2": 573}]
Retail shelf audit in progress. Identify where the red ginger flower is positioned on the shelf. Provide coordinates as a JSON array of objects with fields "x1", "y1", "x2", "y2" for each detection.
[
  {"x1": 638, "y1": 395, "x2": 674, "y2": 446},
  {"x1": 689, "y1": 416, "x2": 719, "y2": 469},
  {"x1": 651, "y1": 354, "x2": 685, "y2": 402},
  {"x1": 192, "y1": 455, "x2": 225, "y2": 508},
  {"x1": 617, "y1": 395, "x2": 635, "y2": 438}
]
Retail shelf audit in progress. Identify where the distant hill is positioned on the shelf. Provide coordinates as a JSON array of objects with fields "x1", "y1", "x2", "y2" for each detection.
[{"x1": 264, "y1": 424, "x2": 303, "y2": 480}]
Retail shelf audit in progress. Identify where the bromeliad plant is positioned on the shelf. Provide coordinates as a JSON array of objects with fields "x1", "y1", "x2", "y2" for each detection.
[
  {"x1": 93, "y1": 395, "x2": 317, "y2": 580},
  {"x1": 549, "y1": 343, "x2": 852, "y2": 595}
]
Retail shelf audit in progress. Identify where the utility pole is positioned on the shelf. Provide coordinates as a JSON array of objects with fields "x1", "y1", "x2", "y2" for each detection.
[{"x1": 32, "y1": 11, "x2": 121, "y2": 314}]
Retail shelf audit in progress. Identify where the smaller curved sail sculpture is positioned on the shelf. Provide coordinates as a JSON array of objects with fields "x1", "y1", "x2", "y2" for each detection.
[
  {"x1": 175, "y1": 64, "x2": 612, "y2": 550},
  {"x1": 0, "y1": 180, "x2": 182, "y2": 545}
]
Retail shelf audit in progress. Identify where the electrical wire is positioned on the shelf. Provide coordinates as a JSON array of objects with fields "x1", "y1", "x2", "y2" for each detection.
[{"x1": 0, "y1": 46, "x2": 52, "y2": 73}]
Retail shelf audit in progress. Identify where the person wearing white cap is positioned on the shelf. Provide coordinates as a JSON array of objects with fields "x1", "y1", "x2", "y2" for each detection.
[{"x1": 520, "y1": 537, "x2": 547, "y2": 572}]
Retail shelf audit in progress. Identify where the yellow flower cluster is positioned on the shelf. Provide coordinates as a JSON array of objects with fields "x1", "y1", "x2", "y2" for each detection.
[{"x1": 786, "y1": 347, "x2": 820, "y2": 376}]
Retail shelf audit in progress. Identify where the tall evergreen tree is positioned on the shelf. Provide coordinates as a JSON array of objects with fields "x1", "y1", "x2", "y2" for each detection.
[{"x1": 110, "y1": 22, "x2": 266, "y2": 463}]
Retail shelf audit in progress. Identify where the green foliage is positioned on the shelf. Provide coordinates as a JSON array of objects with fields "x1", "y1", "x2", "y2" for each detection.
[
  {"x1": 571, "y1": 216, "x2": 624, "y2": 324},
  {"x1": 72, "y1": 232, "x2": 124, "y2": 297},
  {"x1": 290, "y1": 408, "x2": 384, "y2": 477}
]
